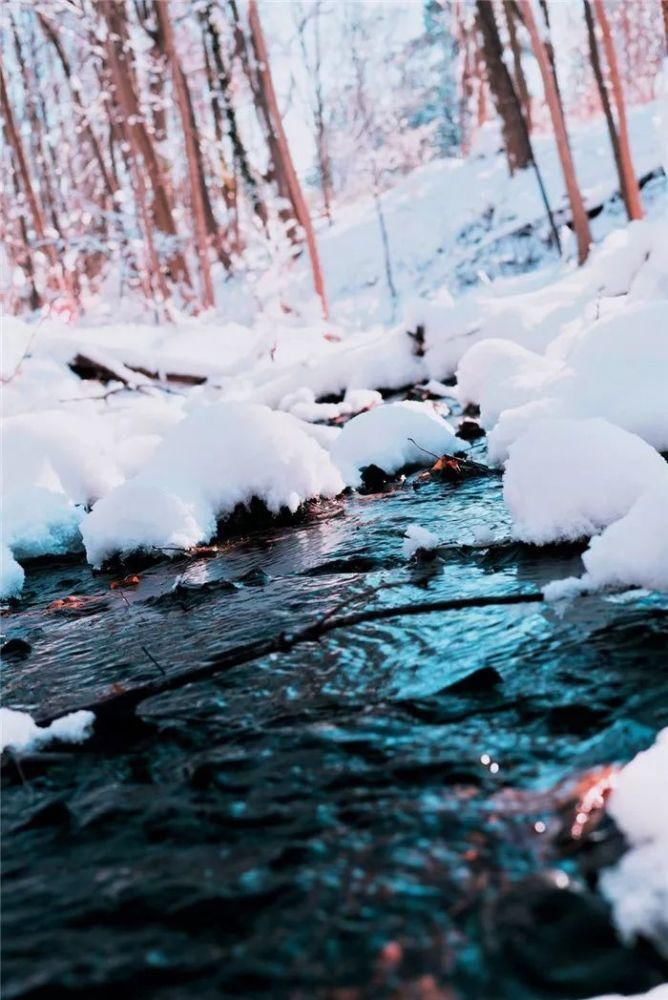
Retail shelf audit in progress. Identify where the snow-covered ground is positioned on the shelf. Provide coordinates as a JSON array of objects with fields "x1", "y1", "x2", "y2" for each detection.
[{"x1": 2, "y1": 94, "x2": 667, "y2": 602}]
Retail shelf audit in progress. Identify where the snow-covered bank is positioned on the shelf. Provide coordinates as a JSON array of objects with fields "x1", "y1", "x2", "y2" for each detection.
[{"x1": 2, "y1": 88, "x2": 667, "y2": 595}]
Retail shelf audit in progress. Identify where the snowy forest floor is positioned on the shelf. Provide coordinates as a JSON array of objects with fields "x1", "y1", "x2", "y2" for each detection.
[{"x1": 2, "y1": 101, "x2": 668, "y2": 1000}]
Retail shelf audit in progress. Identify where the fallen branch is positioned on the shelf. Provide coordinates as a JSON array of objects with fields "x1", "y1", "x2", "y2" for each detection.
[{"x1": 35, "y1": 590, "x2": 544, "y2": 729}]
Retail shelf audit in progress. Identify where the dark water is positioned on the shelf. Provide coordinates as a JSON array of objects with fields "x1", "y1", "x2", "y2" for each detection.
[{"x1": 2, "y1": 469, "x2": 668, "y2": 999}]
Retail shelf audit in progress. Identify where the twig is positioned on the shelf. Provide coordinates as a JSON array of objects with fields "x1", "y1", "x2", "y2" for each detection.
[
  {"x1": 407, "y1": 437, "x2": 441, "y2": 461},
  {"x1": 34, "y1": 590, "x2": 544, "y2": 728}
]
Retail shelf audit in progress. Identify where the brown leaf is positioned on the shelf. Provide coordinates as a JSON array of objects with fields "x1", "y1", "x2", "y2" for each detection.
[{"x1": 110, "y1": 574, "x2": 141, "y2": 589}]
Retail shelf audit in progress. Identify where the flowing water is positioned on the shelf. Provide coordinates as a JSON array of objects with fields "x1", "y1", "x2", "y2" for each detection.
[{"x1": 2, "y1": 465, "x2": 668, "y2": 999}]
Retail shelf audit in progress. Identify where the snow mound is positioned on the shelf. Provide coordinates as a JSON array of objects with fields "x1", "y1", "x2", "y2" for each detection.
[
  {"x1": 82, "y1": 402, "x2": 345, "y2": 566},
  {"x1": 0, "y1": 546, "x2": 25, "y2": 600},
  {"x1": 4, "y1": 487, "x2": 84, "y2": 560},
  {"x1": 601, "y1": 729, "x2": 668, "y2": 958},
  {"x1": 402, "y1": 524, "x2": 439, "y2": 559},
  {"x1": 1, "y1": 409, "x2": 123, "y2": 505},
  {"x1": 479, "y1": 301, "x2": 668, "y2": 461},
  {"x1": 582, "y1": 481, "x2": 668, "y2": 592},
  {"x1": 1, "y1": 707, "x2": 95, "y2": 754},
  {"x1": 503, "y1": 419, "x2": 668, "y2": 544},
  {"x1": 456, "y1": 338, "x2": 566, "y2": 430},
  {"x1": 330, "y1": 401, "x2": 460, "y2": 489}
]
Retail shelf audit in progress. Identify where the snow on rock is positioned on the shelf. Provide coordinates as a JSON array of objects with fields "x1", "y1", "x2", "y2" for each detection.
[
  {"x1": 581, "y1": 481, "x2": 668, "y2": 593},
  {"x1": 330, "y1": 401, "x2": 460, "y2": 489},
  {"x1": 0, "y1": 546, "x2": 25, "y2": 600},
  {"x1": 4, "y1": 487, "x2": 84, "y2": 560},
  {"x1": 1, "y1": 409, "x2": 123, "y2": 505},
  {"x1": 503, "y1": 418, "x2": 668, "y2": 545},
  {"x1": 600, "y1": 729, "x2": 668, "y2": 958},
  {"x1": 554, "y1": 301, "x2": 668, "y2": 452},
  {"x1": 402, "y1": 524, "x2": 439, "y2": 559},
  {"x1": 473, "y1": 299, "x2": 668, "y2": 462},
  {"x1": 82, "y1": 402, "x2": 345, "y2": 566},
  {"x1": 455, "y1": 338, "x2": 566, "y2": 430},
  {"x1": 0, "y1": 707, "x2": 95, "y2": 754},
  {"x1": 278, "y1": 386, "x2": 382, "y2": 424}
]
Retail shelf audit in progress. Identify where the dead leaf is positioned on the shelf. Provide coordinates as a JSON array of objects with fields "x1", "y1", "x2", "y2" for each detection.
[{"x1": 110, "y1": 575, "x2": 141, "y2": 589}]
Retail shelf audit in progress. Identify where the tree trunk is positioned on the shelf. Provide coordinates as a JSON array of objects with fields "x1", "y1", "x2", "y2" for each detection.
[
  {"x1": 247, "y1": 0, "x2": 329, "y2": 319},
  {"x1": 101, "y1": 1, "x2": 191, "y2": 287},
  {"x1": 518, "y1": 0, "x2": 591, "y2": 263},
  {"x1": 504, "y1": 1, "x2": 532, "y2": 130},
  {"x1": 583, "y1": 1, "x2": 631, "y2": 219},
  {"x1": 154, "y1": 0, "x2": 217, "y2": 308},
  {"x1": 38, "y1": 13, "x2": 117, "y2": 203},
  {"x1": 475, "y1": 0, "x2": 531, "y2": 173},
  {"x1": 663, "y1": 1, "x2": 668, "y2": 54},
  {"x1": 0, "y1": 63, "x2": 62, "y2": 287},
  {"x1": 203, "y1": 2, "x2": 268, "y2": 228},
  {"x1": 593, "y1": 0, "x2": 643, "y2": 220}
]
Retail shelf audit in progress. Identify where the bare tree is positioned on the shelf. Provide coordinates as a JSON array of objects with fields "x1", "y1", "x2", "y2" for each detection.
[
  {"x1": 518, "y1": 0, "x2": 591, "y2": 264},
  {"x1": 593, "y1": 0, "x2": 643, "y2": 220},
  {"x1": 153, "y1": 1, "x2": 217, "y2": 308},
  {"x1": 503, "y1": 1, "x2": 532, "y2": 131},
  {"x1": 247, "y1": 0, "x2": 329, "y2": 318},
  {"x1": 475, "y1": 0, "x2": 531, "y2": 174},
  {"x1": 583, "y1": 1, "x2": 632, "y2": 220}
]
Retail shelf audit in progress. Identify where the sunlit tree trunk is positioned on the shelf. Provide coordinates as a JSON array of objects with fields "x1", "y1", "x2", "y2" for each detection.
[
  {"x1": 247, "y1": 0, "x2": 329, "y2": 319},
  {"x1": 504, "y1": 1, "x2": 532, "y2": 131},
  {"x1": 203, "y1": 2, "x2": 268, "y2": 228},
  {"x1": 101, "y1": 1, "x2": 191, "y2": 287},
  {"x1": 593, "y1": 0, "x2": 643, "y2": 220},
  {"x1": 0, "y1": 63, "x2": 63, "y2": 292},
  {"x1": 583, "y1": 1, "x2": 631, "y2": 219},
  {"x1": 519, "y1": 0, "x2": 591, "y2": 264},
  {"x1": 38, "y1": 13, "x2": 117, "y2": 204},
  {"x1": 475, "y1": 0, "x2": 531, "y2": 173}
]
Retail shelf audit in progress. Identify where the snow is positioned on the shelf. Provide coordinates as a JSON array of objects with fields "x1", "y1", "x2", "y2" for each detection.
[
  {"x1": 580, "y1": 482, "x2": 668, "y2": 592},
  {"x1": 547, "y1": 479, "x2": 668, "y2": 598},
  {"x1": 3, "y1": 487, "x2": 84, "y2": 560},
  {"x1": 402, "y1": 524, "x2": 439, "y2": 559},
  {"x1": 82, "y1": 402, "x2": 345, "y2": 566},
  {"x1": 1, "y1": 98, "x2": 666, "y2": 596},
  {"x1": 586, "y1": 988, "x2": 668, "y2": 1000},
  {"x1": 0, "y1": 546, "x2": 25, "y2": 600},
  {"x1": 0, "y1": 707, "x2": 95, "y2": 754},
  {"x1": 600, "y1": 729, "x2": 668, "y2": 958},
  {"x1": 503, "y1": 419, "x2": 668, "y2": 545},
  {"x1": 278, "y1": 386, "x2": 382, "y2": 423},
  {"x1": 455, "y1": 338, "x2": 566, "y2": 430},
  {"x1": 330, "y1": 401, "x2": 460, "y2": 489}
]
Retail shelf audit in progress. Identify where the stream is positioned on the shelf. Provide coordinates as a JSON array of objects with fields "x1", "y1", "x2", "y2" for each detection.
[{"x1": 2, "y1": 451, "x2": 668, "y2": 998}]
